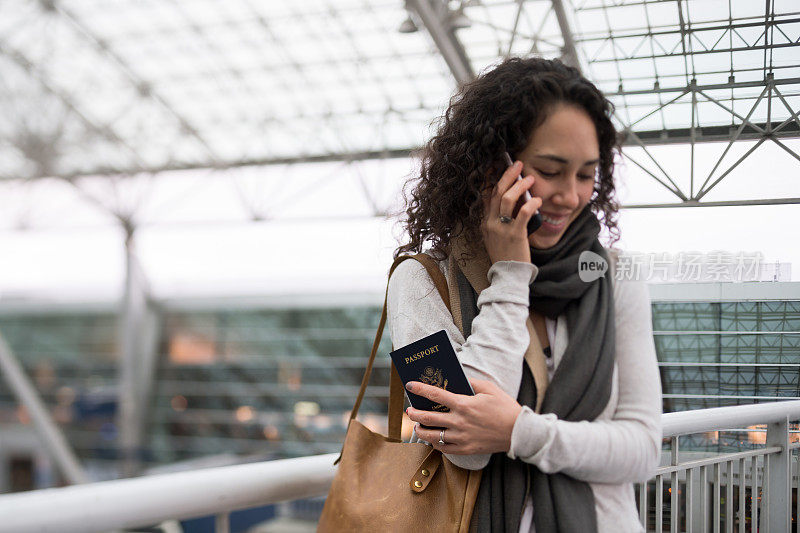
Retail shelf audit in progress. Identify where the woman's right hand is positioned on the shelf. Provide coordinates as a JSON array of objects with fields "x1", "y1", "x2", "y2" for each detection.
[{"x1": 480, "y1": 160, "x2": 542, "y2": 264}]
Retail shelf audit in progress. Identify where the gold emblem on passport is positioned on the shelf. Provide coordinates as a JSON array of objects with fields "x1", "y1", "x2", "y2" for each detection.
[{"x1": 420, "y1": 366, "x2": 449, "y2": 412}]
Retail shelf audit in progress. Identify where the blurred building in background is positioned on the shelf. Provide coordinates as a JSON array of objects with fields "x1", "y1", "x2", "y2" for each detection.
[{"x1": 0, "y1": 276, "x2": 798, "y2": 493}]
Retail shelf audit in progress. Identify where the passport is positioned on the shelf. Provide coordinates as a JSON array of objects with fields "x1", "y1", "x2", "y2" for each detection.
[{"x1": 389, "y1": 330, "x2": 474, "y2": 419}]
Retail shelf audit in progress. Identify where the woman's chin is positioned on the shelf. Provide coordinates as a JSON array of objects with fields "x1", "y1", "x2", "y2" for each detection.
[{"x1": 529, "y1": 233, "x2": 561, "y2": 250}]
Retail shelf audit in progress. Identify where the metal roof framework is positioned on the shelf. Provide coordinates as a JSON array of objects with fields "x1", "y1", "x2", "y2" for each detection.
[
  {"x1": 0, "y1": 0, "x2": 797, "y2": 227},
  {"x1": 414, "y1": 0, "x2": 800, "y2": 207}
]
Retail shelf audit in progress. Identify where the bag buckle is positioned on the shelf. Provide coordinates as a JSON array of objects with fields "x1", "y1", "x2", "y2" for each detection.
[{"x1": 409, "y1": 448, "x2": 442, "y2": 493}]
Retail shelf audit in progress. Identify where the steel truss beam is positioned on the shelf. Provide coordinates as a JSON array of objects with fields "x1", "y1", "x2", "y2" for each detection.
[
  {"x1": 623, "y1": 198, "x2": 800, "y2": 209},
  {"x1": 631, "y1": 120, "x2": 800, "y2": 145},
  {"x1": 407, "y1": 0, "x2": 475, "y2": 85},
  {"x1": 551, "y1": 0, "x2": 581, "y2": 70},
  {"x1": 590, "y1": 42, "x2": 797, "y2": 64},
  {"x1": 8, "y1": 148, "x2": 415, "y2": 182},
  {"x1": 609, "y1": 76, "x2": 800, "y2": 97},
  {"x1": 576, "y1": 16, "x2": 800, "y2": 44},
  {"x1": 579, "y1": 11, "x2": 799, "y2": 64},
  {"x1": 615, "y1": 75, "x2": 800, "y2": 205}
]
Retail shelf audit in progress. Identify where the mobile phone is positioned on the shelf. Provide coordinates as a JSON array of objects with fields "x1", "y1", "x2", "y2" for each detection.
[{"x1": 504, "y1": 152, "x2": 542, "y2": 235}]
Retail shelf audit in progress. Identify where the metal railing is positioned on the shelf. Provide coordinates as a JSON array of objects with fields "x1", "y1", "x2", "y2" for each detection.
[
  {"x1": 0, "y1": 453, "x2": 337, "y2": 533},
  {"x1": 2, "y1": 401, "x2": 800, "y2": 533},
  {"x1": 641, "y1": 400, "x2": 800, "y2": 532}
]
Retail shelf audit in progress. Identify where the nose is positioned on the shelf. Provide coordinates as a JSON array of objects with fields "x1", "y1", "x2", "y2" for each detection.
[{"x1": 552, "y1": 175, "x2": 581, "y2": 209}]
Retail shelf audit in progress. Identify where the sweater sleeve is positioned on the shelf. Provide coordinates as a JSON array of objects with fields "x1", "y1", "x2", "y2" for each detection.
[
  {"x1": 387, "y1": 258, "x2": 537, "y2": 470},
  {"x1": 507, "y1": 277, "x2": 663, "y2": 484}
]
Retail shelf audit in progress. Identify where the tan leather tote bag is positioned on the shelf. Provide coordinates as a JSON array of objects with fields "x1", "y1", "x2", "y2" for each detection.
[{"x1": 318, "y1": 254, "x2": 482, "y2": 532}]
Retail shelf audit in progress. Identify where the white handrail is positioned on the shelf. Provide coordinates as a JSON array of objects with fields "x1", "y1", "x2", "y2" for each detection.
[
  {"x1": 662, "y1": 399, "x2": 800, "y2": 437},
  {"x1": 0, "y1": 453, "x2": 338, "y2": 533},
  {"x1": 4, "y1": 401, "x2": 800, "y2": 533}
]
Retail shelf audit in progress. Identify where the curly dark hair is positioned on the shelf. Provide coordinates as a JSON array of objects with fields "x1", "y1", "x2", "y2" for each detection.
[{"x1": 393, "y1": 57, "x2": 621, "y2": 262}]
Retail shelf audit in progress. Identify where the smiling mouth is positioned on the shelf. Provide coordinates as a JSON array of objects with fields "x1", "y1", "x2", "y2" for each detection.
[{"x1": 540, "y1": 212, "x2": 570, "y2": 225}]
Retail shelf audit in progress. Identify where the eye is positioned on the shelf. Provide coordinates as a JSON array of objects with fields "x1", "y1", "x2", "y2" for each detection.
[
  {"x1": 578, "y1": 173, "x2": 595, "y2": 181},
  {"x1": 535, "y1": 168, "x2": 558, "y2": 178}
]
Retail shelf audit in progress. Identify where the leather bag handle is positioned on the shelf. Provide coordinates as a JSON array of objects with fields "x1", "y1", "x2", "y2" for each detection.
[{"x1": 345, "y1": 253, "x2": 451, "y2": 441}]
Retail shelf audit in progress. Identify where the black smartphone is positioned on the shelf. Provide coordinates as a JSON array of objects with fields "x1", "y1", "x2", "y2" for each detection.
[{"x1": 504, "y1": 152, "x2": 542, "y2": 235}]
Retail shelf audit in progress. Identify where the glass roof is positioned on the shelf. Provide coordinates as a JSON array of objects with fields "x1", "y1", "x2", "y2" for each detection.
[
  {"x1": 2, "y1": 0, "x2": 797, "y2": 182},
  {"x1": 0, "y1": 0, "x2": 455, "y2": 179},
  {"x1": 571, "y1": 0, "x2": 800, "y2": 134}
]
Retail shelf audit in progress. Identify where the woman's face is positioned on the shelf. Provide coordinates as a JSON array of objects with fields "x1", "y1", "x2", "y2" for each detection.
[{"x1": 517, "y1": 103, "x2": 600, "y2": 249}]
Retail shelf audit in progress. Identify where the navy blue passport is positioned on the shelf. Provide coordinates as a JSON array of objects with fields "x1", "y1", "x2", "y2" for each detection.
[{"x1": 389, "y1": 330, "x2": 474, "y2": 417}]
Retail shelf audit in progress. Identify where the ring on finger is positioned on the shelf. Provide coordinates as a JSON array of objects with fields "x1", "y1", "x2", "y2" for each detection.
[
  {"x1": 499, "y1": 215, "x2": 513, "y2": 224},
  {"x1": 438, "y1": 429, "x2": 446, "y2": 445}
]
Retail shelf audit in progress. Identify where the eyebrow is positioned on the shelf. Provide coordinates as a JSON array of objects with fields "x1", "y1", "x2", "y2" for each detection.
[{"x1": 532, "y1": 154, "x2": 600, "y2": 166}]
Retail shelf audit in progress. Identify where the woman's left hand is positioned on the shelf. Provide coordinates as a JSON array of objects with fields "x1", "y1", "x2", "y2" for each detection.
[{"x1": 406, "y1": 379, "x2": 523, "y2": 455}]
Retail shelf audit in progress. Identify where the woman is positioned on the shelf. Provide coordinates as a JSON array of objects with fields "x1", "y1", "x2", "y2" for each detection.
[{"x1": 387, "y1": 57, "x2": 662, "y2": 532}]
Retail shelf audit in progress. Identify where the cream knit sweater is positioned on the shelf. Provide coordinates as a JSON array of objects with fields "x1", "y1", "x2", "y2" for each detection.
[{"x1": 386, "y1": 257, "x2": 662, "y2": 533}]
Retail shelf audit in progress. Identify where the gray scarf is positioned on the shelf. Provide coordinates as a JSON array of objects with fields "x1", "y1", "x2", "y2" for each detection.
[{"x1": 466, "y1": 205, "x2": 616, "y2": 532}]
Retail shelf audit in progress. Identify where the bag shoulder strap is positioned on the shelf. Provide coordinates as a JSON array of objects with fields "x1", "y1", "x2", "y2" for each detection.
[
  {"x1": 344, "y1": 253, "x2": 451, "y2": 447},
  {"x1": 388, "y1": 254, "x2": 450, "y2": 439}
]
